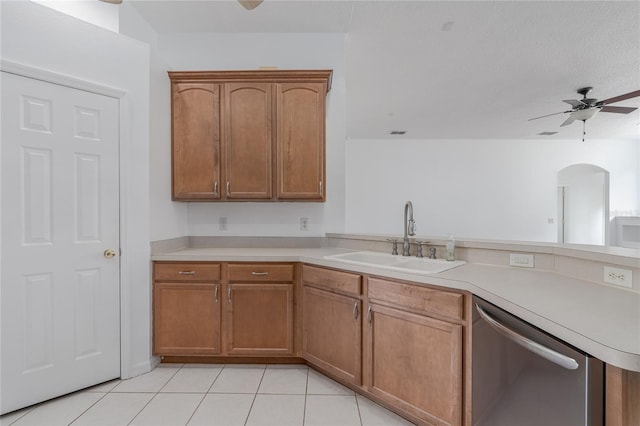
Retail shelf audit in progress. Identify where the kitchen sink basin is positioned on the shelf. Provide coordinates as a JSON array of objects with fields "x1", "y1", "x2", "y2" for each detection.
[
  {"x1": 325, "y1": 251, "x2": 466, "y2": 274},
  {"x1": 327, "y1": 251, "x2": 404, "y2": 267}
]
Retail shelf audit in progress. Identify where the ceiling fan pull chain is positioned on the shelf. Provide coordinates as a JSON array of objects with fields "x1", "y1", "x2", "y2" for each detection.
[{"x1": 582, "y1": 120, "x2": 586, "y2": 142}]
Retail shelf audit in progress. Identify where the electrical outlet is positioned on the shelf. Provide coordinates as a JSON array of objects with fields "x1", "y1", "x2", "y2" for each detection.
[
  {"x1": 604, "y1": 266, "x2": 632, "y2": 288},
  {"x1": 300, "y1": 217, "x2": 309, "y2": 231},
  {"x1": 509, "y1": 253, "x2": 534, "y2": 268},
  {"x1": 219, "y1": 216, "x2": 227, "y2": 231}
]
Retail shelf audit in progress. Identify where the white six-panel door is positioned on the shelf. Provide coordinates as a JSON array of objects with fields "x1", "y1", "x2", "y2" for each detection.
[{"x1": 1, "y1": 72, "x2": 120, "y2": 414}]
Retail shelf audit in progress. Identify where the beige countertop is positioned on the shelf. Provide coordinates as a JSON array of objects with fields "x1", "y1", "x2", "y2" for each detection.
[{"x1": 152, "y1": 247, "x2": 640, "y2": 372}]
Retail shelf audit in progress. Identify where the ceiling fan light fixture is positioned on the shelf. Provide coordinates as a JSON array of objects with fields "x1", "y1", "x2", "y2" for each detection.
[
  {"x1": 570, "y1": 108, "x2": 600, "y2": 122},
  {"x1": 238, "y1": 0, "x2": 263, "y2": 10}
]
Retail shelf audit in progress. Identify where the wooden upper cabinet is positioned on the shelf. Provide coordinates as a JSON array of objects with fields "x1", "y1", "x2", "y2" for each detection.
[
  {"x1": 171, "y1": 82, "x2": 221, "y2": 200},
  {"x1": 223, "y1": 83, "x2": 273, "y2": 199},
  {"x1": 277, "y1": 82, "x2": 326, "y2": 200},
  {"x1": 168, "y1": 70, "x2": 332, "y2": 202}
]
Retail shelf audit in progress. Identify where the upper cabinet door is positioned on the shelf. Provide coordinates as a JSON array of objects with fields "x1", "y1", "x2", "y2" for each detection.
[
  {"x1": 223, "y1": 83, "x2": 273, "y2": 199},
  {"x1": 169, "y1": 70, "x2": 332, "y2": 202},
  {"x1": 172, "y1": 82, "x2": 221, "y2": 200},
  {"x1": 276, "y1": 82, "x2": 326, "y2": 201}
]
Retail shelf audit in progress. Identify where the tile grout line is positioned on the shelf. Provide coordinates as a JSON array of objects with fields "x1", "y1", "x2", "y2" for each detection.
[
  {"x1": 125, "y1": 364, "x2": 182, "y2": 426},
  {"x1": 184, "y1": 364, "x2": 225, "y2": 425},
  {"x1": 243, "y1": 364, "x2": 267, "y2": 426},
  {"x1": 354, "y1": 394, "x2": 364, "y2": 426},
  {"x1": 66, "y1": 391, "x2": 110, "y2": 426},
  {"x1": 2, "y1": 405, "x2": 35, "y2": 425},
  {"x1": 302, "y1": 366, "x2": 310, "y2": 426}
]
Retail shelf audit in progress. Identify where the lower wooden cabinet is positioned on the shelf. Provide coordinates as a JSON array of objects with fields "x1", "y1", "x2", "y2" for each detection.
[
  {"x1": 153, "y1": 262, "x2": 223, "y2": 356},
  {"x1": 366, "y1": 303, "x2": 463, "y2": 426},
  {"x1": 153, "y1": 261, "x2": 469, "y2": 426},
  {"x1": 153, "y1": 262, "x2": 295, "y2": 357},
  {"x1": 153, "y1": 282, "x2": 222, "y2": 355},
  {"x1": 302, "y1": 285, "x2": 362, "y2": 385},
  {"x1": 227, "y1": 283, "x2": 294, "y2": 355}
]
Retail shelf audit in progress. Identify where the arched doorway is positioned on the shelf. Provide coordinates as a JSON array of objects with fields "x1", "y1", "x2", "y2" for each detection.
[{"x1": 557, "y1": 164, "x2": 610, "y2": 245}]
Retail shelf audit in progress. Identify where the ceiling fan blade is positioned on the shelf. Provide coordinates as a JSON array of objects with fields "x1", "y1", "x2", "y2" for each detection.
[
  {"x1": 562, "y1": 99, "x2": 585, "y2": 108},
  {"x1": 528, "y1": 110, "x2": 570, "y2": 121},
  {"x1": 600, "y1": 105, "x2": 638, "y2": 114},
  {"x1": 560, "y1": 116, "x2": 576, "y2": 127},
  {"x1": 238, "y1": 0, "x2": 263, "y2": 10},
  {"x1": 599, "y1": 90, "x2": 640, "y2": 105}
]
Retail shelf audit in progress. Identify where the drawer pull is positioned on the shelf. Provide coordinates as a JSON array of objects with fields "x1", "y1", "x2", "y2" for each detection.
[
  {"x1": 367, "y1": 305, "x2": 372, "y2": 324},
  {"x1": 251, "y1": 272, "x2": 269, "y2": 276},
  {"x1": 353, "y1": 302, "x2": 359, "y2": 319},
  {"x1": 215, "y1": 285, "x2": 219, "y2": 303},
  {"x1": 227, "y1": 286, "x2": 232, "y2": 302},
  {"x1": 178, "y1": 271, "x2": 196, "y2": 275}
]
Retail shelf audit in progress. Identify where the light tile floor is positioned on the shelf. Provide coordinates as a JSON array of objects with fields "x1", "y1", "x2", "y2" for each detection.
[{"x1": 1, "y1": 364, "x2": 415, "y2": 426}]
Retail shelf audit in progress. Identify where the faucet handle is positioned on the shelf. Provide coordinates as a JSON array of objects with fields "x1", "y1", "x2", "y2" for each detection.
[
  {"x1": 386, "y1": 238, "x2": 399, "y2": 255},
  {"x1": 428, "y1": 246, "x2": 437, "y2": 259},
  {"x1": 414, "y1": 241, "x2": 430, "y2": 258}
]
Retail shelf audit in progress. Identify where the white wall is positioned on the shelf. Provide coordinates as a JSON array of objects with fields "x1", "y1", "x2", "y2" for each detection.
[
  {"x1": 345, "y1": 138, "x2": 639, "y2": 242},
  {"x1": 1, "y1": 1, "x2": 152, "y2": 377},
  {"x1": 31, "y1": 0, "x2": 119, "y2": 33},
  {"x1": 157, "y1": 33, "x2": 346, "y2": 236},
  {"x1": 119, "y1": 4, "x2": 189, "y2": 242}
]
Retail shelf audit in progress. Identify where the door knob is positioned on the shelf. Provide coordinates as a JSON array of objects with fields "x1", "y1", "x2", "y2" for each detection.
[{"x1": 103, "y1": 249, "x2": 117, "y2": 258}]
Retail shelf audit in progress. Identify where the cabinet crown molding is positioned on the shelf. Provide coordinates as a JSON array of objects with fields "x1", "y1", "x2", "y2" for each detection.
[{"x1": 168, "y1": 69, "x2": 333, "y2": 93}]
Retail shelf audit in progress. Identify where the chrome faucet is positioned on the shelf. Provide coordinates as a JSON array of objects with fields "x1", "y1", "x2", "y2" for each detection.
[{"x1": 403, "y1": 201, "x2": 416, "y2": 256}]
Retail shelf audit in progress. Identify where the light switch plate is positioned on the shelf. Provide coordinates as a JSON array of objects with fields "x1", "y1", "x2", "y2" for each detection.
[{"x1": 509, "y1": 253, "x2": 534, "y2": 268}]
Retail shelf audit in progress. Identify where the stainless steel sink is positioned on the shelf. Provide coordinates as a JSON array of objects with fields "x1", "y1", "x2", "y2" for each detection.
[{"x1": 325, "y1": 251, "x2": 465, "y2": 274}]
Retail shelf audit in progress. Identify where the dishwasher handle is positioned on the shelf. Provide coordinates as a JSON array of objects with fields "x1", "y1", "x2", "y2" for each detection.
[{"x1": 475, "y1": 303, "x2": 579, "y2": 370}]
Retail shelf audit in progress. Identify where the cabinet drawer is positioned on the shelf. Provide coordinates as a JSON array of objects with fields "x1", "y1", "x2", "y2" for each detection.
[
  {"x1": 154, "y1": 262, "x2": 221, "y2": 282},
  {"x1": 303, "y1": 265, "x2": 361, "y2": 296},
  {"x1": 227, "y1": 264, "x2": 294, "y2": 282},
  {"x1": 368, "y1": 277, "x2": 464, "y2": 321}
]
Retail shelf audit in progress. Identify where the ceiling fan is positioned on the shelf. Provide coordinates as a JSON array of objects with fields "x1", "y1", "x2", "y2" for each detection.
[
  {"x1": 528, "y1": 87, "x2": 640, "y2": 141},
  {"x1": 529, "y1": 87, "x2": 640, "y2": 127}
]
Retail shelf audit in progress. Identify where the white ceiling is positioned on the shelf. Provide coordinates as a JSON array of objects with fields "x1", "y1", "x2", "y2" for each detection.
[{"x1": 130, "y1": 0, "x2": 640, "y2": 140}]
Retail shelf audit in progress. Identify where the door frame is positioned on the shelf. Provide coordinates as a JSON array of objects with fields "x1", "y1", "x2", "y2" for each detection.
[
  {"x1": 557, "y1": 163, "x2": 610, "y2": 246},
  {"x1": 0, "y1": 59, "x2": 134, "y2": 379}
]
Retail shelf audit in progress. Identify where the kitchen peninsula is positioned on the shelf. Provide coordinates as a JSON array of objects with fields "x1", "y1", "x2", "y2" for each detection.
[{"x1": 152, "y1": 233, "x2": 640, "y2": 426}]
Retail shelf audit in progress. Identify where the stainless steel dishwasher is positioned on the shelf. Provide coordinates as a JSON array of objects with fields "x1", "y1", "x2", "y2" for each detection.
[{"x1": 472, "y1": 296, "x2": 603, "y2": 426}]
